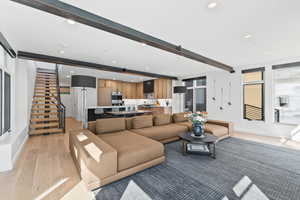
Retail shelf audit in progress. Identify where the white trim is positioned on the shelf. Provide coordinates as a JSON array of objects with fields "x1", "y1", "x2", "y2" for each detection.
[{"x1": 12, "y1": 127, "x2": 28, "y2": 166}]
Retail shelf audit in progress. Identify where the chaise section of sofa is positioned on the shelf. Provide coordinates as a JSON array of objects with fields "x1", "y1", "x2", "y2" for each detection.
[{"x1": 70, "y1": 117, "x2": 165, "y2": 190}]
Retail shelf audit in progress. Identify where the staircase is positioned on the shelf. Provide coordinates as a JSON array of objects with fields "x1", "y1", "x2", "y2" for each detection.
[{"x1": 29, "y1": 67, "x2": 66, "y2": 136}]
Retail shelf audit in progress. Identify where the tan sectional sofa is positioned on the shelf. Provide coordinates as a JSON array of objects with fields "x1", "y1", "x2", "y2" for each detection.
[{"x1": 70, "y1": 113, "x2": 233, "y2": 190}]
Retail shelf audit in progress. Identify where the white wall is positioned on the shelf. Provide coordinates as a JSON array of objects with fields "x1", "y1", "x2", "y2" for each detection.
[
  {"x1": 179, "y1": 58, "x2": 300, "y2": 139},
  {"x1": 0, "y1": 48, "x2": 37, "y2": 171}
]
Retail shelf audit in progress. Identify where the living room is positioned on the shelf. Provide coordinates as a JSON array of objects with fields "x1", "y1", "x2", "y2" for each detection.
[{"x1": 1, "y1": 0, "x2": 300, "y2": 200}]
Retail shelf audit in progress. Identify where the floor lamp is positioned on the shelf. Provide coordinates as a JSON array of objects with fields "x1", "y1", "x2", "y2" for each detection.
[
  {"x1": 71, "y1": 75, "x2": 96, "y2": 129},
  {"x1": 173, "y1": 86, "x2": 187, "y2": 113}
]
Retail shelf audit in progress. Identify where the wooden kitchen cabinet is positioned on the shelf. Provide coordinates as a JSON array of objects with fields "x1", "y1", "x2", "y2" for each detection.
[
  {"x1": 98, "y1": 87, "x2": 112, "y2": 106},
  {"x1": 98, "y1": 78, "x2": 172, "y2": 99},
  {"x1": 122, "y1": 82, "x2": 137, "y2": 99},
  {"x1": 154, "y1": 79, "x2": 172, "y2": 99},
  {"x1": 136, "y1": 82, "x2": 144, "y2": 99}
]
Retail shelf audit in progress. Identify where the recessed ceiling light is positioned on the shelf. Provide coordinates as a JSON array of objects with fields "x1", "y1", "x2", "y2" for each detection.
[
  {"x1": 66, "y1": 19, "x2": 76, "y2": 25},
  {"x1": 59, "y1": 50, "x2": 65, "y2": 54},
  {"x1": 208, "y1": 2, "x2": 217, "y2": 9},
  {"x1": 244, "y1": 34, "x2": 252, "y2": 39},
  {"x1": 66, "y1": 75, "x2": 71, "y2": 78}
]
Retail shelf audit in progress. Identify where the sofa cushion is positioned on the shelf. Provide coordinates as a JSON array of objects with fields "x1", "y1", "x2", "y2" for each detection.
[
  {"x1": 125, "y1": 117, "x2": 133, "y2": 130},
  {"x1": 96, "y1": 118, "x2": 126, "y2": 134},
  {"x1": 132, "y1": 124, "x2": 188, "y2": 141},
  {"x1": 153, "y1": 114, "x2": 172, "y2": 126},
  {"x1": 98, "y1": 131, "x2": 164, "y2": 171},
  {"x1": 176, "y1": 121, "x2": 193, "y2": 131},
  {"x1": 132, "y1": 115, "x2": 153, "y2": 129},
  {"x1": 205, "y1": 123, "x2": 228, "y2": 138},
  {"x1": 173, "y1": 113, "x2": 188, "y2": 123}
]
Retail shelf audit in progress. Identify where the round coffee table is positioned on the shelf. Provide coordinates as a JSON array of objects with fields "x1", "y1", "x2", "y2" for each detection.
[{"x1": 179, "y1": 132, "x2": 217, "y2": 159}]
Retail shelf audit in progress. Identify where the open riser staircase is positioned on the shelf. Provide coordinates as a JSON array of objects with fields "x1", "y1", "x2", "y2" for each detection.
[{"x1": 29, "y1": 68, "x2": 65, "y2": 136}]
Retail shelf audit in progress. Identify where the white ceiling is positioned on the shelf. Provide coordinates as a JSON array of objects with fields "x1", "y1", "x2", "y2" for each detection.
[{"x1": 1, "y1": 0, "x2": 300, "y2": 80}]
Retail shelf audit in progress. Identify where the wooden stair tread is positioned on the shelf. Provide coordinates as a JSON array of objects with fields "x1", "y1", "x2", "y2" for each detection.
[
  {"x1": 35, "y1": 93, "x2": 58, "y2": 95},
  {"x1": 32, "y1": 107, "x2": 58, "y2": 111},
  {"x1": 30, "y1": 122, "x2": 59, "y2": 128},
  {"x1": 33, "y1": 96, "x2": 57, "y2": 98},
  {"x1": 31, "y1": 117, "x2": 59, "y2": 122},
  {"x1": 32, "y1": 104, "x2": 57, "y2": 106},
  {"x1": 31, "y1": 112, "x2": 58, "y2": 116},
  {"x1": 35, "y1": 87, "x2": 57, "y2": 89},
  {"x1": 32, "y1": 101, "x2": 56, "y2": 103},
  {"x1": 29, "y1": 128, "x2": 63, "y2": 135}
]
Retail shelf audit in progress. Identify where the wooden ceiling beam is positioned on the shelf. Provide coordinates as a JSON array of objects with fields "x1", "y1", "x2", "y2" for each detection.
[
  {"x1": 10, "y1": 0, "x2": 235, "y2": 73},
  {"x1": 17, "y1": 51, "x2": 178, "y2": 80}
]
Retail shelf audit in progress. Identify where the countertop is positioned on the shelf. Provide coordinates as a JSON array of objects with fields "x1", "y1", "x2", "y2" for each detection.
[
  {"x1": 106, "y1": 110, "x2": 152, "y2": 115},
  {"x1": 138, "y1": 105, "x2": 172, "y2": 108},
  {"x1": 87, "y1": 106, "x2": 129, "y2": 109}
]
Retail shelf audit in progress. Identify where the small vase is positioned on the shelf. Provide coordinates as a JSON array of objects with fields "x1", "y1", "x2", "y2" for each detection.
[{"x1": 192, "y1": 123, "x2": 204, "y2": 137}]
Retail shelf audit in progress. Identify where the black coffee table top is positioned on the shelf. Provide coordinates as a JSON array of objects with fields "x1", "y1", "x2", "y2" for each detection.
[{"x1": 180, "y1": 132, "x2": 217, "y2": 144}]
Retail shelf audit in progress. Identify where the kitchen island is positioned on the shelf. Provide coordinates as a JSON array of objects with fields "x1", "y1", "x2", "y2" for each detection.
[
  {"x1": 138, "y1": 105, "x2": 172, "y2": 115},
  {"x1": 87, "y1": 106, "x2": 151, "y2": 121}
]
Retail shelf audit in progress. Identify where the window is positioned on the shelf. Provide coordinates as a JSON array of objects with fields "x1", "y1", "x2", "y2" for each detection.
[
  {"x1": 184, "y1": 77, "x2": 207, "y2": 112},
  {"x1": 4, "y1": 72, "x2": 11, "y2": 133},
  {"x1": 0, "y1": 69, "x2": 2, "y2": 136},
  {"x1": 273, "y1": 63, "x2": 300, "y2": 124},
  {"x1": 242, "y1": 68, "x2": 264, "y2": 121}
]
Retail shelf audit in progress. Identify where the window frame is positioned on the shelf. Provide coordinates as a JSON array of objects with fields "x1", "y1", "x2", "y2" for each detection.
[
  {"x1": 4, "y1": 72, "x2": 11, "y2": 134},
  {"x1": 242, "y1": 68, "x2": 265, "y2": 121},
  {"x1": 183, "y1": 76, "x2": 207, "y2": 112},
  {"x1": 0, "y1": 69, "x2": 2, "y2": 136}
]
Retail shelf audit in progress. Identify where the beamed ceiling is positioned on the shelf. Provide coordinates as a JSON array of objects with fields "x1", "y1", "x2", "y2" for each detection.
[{"x1": 1, "y1": 0, "x2": 300, "y2": 80}]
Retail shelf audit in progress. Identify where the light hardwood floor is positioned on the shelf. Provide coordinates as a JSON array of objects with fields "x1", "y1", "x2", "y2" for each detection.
[
  {"x1": 1, "y1": 118, "x2": 300, "y2": 200},
  {"x1": 0, "y1": 118, "x2": 93, "y2": 200}
]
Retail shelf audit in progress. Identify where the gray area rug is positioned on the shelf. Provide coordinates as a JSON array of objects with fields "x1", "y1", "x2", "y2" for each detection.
[{"x1": 94, "y1": 138, "x2": 300, "y2": 200}]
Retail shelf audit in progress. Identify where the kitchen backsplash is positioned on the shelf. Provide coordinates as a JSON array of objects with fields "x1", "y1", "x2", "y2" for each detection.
[{"x1": 123, "y1": 99, "x2": 172, "y2": 107}]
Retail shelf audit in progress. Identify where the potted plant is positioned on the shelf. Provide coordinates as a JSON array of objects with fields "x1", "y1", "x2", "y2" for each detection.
[{"x1": 185, "y1": 112, "x2": 207, "y2": 137}]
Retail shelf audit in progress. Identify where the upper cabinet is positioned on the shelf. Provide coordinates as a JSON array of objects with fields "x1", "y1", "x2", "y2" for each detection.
[
  {"x1": 136, "y1": 82, "x2": 144, "y2": 99},
  {"x1": 98, "y1": 78, "x2": 172, "y2": 99},
  {"x1": 154, "y1": 79, "x2": 172, "y2": 99}
]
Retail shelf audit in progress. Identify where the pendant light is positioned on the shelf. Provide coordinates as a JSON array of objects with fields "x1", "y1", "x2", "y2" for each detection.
[
  {"x1": 220, "y1": 88, "x2": 224, "y2": 110},
  {"x1": 212, "y1": 79, "x2": 216, "y2": 101},
  {"x1": 228, "y1": 81, "x2": 232, "y2": 106}
]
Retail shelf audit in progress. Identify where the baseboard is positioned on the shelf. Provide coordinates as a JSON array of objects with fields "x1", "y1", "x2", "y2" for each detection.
[{"x1": 12, "y1": 126, "x2": 29, "y2": 166}]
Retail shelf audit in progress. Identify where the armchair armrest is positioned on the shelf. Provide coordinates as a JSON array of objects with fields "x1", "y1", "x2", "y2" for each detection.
[
  {"x1": 69, "y1": 129, "x2": 117, "y2": 187},
  {"x1": 207, "y1": 119, "x2": 234, "y2": 136}
]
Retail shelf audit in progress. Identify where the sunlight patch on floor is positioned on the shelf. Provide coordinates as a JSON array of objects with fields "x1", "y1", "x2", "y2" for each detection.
[
  {"x1": 233, "y1": 176, "x2": 269, "y2": 200},
  {"x1": 34, "y1": 178, "x2": 69, "y2": 200},
  {"x1": 120, "y1": 180, "x2": 152, "y2": 200},
  {"x1": 84, "y1": 143, "x2": 103, "y2": 162}
]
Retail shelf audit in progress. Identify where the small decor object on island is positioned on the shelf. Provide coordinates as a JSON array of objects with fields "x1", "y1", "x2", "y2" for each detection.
[{"x1": 185, "y1": 112, "x2": 207, "y2": 138}]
